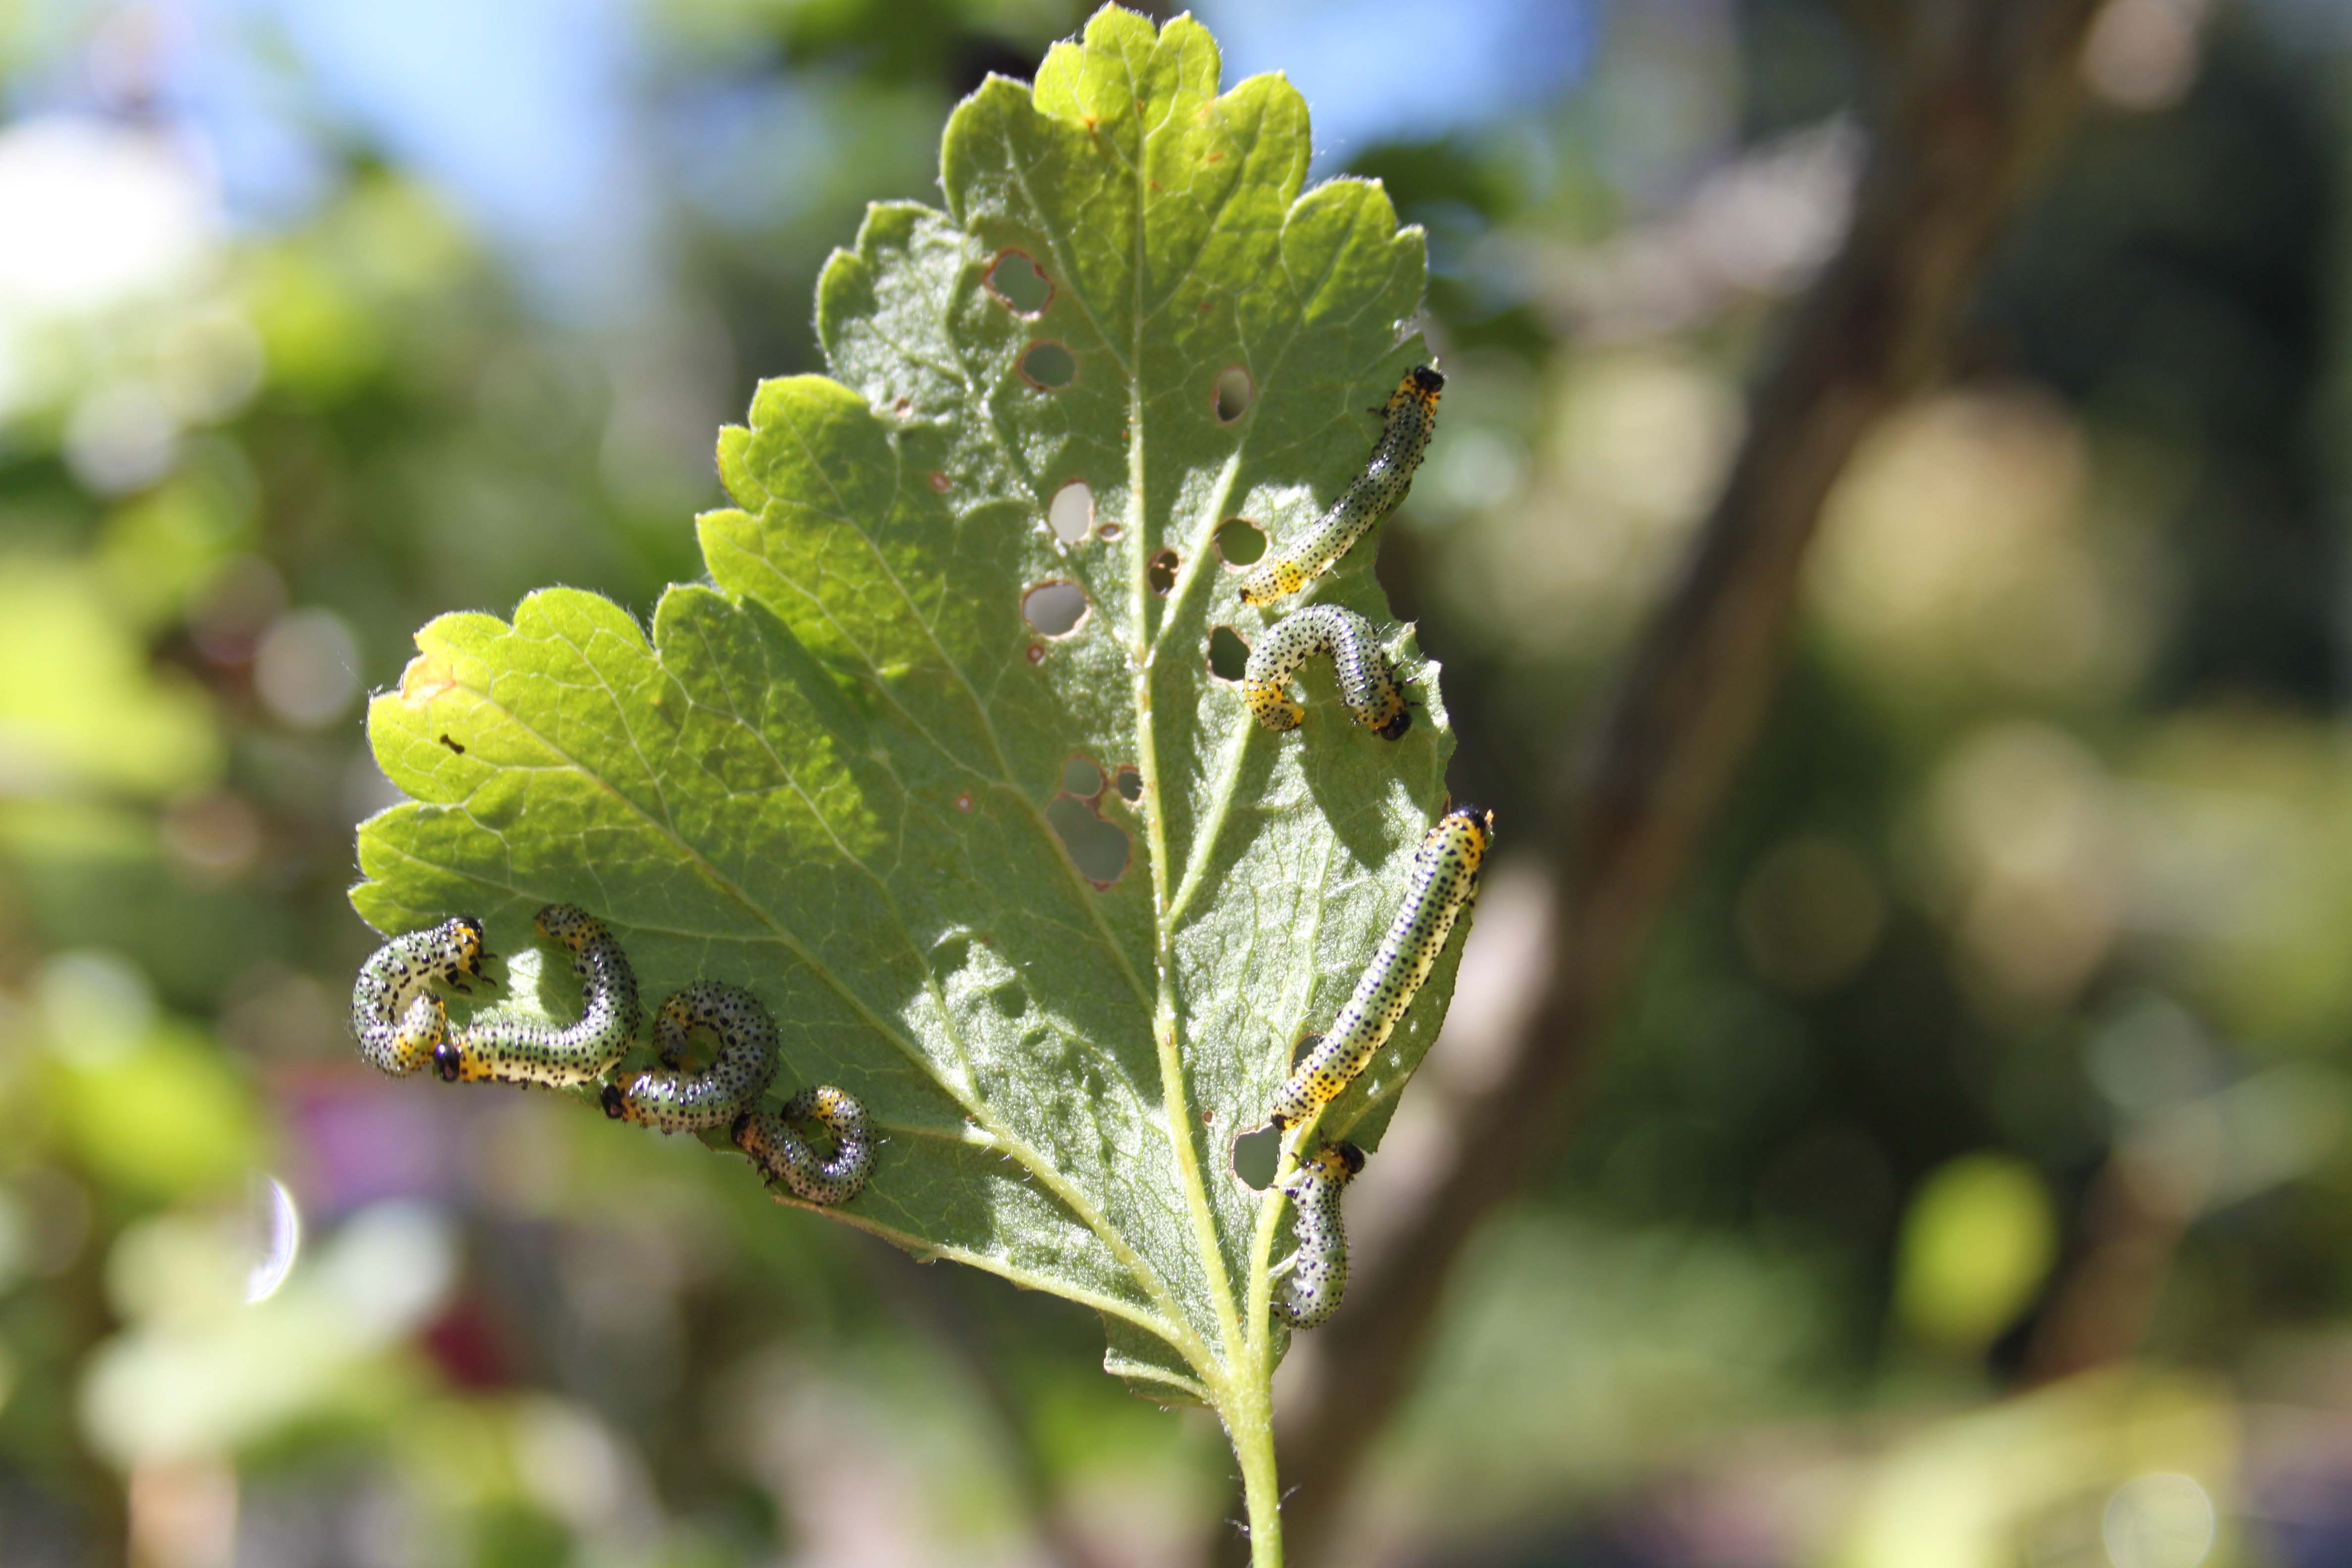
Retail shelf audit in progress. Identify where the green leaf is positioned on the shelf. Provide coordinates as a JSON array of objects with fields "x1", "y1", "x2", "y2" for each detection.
[{"x1": 353, "y1": 4, "x2": 1465, "y2": 1405}]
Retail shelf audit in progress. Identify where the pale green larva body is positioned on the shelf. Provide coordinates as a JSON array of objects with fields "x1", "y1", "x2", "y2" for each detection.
[
  {"x1": 735, "y1": 1086, "x2": 875, "y2": 1206},
  {"x1": 1243, "y1": 604, "x2": 1411, "y2": 739},
  {"x1": 1275, "y1": 1141, "x2": 1365, "y2": 1329},
  {"x1": 1238, "y1": 365, "x2": 1443, "y2": 607},
  {"x1": 602, "y1": 981, "x2": 780, "y2": 1133},
  {"x1": 349, "y1": 916, "x2": 490, "y2": 1076},
  {"x1": 1268, "y1": 806, "x2": 1493, "y2": 1132},
  {"x1": 433, "y1": 904, "x2": 640, "y2": 1088}
]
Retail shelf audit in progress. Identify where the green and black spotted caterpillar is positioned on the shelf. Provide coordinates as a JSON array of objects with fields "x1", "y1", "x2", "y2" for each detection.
[
  {"x1": 349, "y1": 906, "x2": 873, "y2": 1205},
  {"x1": 1274, "y1": 1140, "x2": 1365, "y2": 1329},
  {"x1": 1239, "y1": 365, "x2": 1443, "y2": 607},
  {"x1": 601, "y1": 980, "x2": 777, "y2": 1131},
  {"x1": 1243, "y1": 604, "x2": 1411, "y2": 739},
  {"x1": 603, "y1": 980, "x2": 876, "y2": 1205},
  {"x1": 1267, "y1": 805, "x2": 1494, "y2": 1133},
  {"x1": 434, "y1": 904, "x2": 640, "y2": 1088},
  {"x1": 348, "y1": 915, "x2": 491, "y2": 1076},
  {"x1": 735, "y1": 1086, "x2": 876, "y2": 1207}
]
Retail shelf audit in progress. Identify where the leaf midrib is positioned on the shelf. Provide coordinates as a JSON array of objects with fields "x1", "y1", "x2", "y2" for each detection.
[{"x1": 1070, "y1": 30, "x2": 1253, "y2": 1390}]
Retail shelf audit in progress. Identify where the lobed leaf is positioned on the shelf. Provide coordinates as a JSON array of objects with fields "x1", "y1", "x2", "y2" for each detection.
[{"x1": 355, "y1": 4, "x2": 1469, "y2": 1399}]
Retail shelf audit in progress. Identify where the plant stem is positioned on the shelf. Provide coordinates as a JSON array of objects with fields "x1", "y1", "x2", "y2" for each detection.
[{"x1": 1223, "y1": 1359, "x2": 1285, "y2": 1568}]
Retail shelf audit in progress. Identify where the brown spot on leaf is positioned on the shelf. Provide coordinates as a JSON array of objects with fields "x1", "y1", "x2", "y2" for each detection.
[{"x1": 399, "y1": 649, "x2": 457, "y2": 705}]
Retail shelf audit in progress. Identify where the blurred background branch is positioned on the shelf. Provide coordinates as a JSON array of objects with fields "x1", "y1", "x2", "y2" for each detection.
[{"x1": 1271, "y1": 2, "x2": 2107, "y2": 1559}]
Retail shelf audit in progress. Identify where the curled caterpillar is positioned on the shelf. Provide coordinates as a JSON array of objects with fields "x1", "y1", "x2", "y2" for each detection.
[
  {"x1": 1275, "y1": 1141, "x2": 1365, "y2": 1329},
  {"x1": 1243, "y1": 604, "x2": 1410, "y2": 739},
  {"x1": 1268, "y1": 805, "x2": 1494, "y2": 1131},
  {"x1": 601, "y1": 980, "x2": 780, "y2": 1133},
  {"x1": 350, "y1": 916, "x2": 491, "y2": 1076},
  {"x1": 432, "y1": 903, "x2": 640, "y2": 1087},
  {"x1": 1238, "y1": 365, "x2": 1443, "y2": 607},
  {"x1": 734, "y1": 1085, "x2": 875, "y2": 1206}
]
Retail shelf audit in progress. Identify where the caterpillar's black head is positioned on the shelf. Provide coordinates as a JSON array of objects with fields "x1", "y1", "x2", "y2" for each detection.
[
  {"x1": 1332, "y1": 1141, "x2": 1367, "y2": 1177},
  {"x1": 1408, "y1": 365, "x2": 1444, "y2": 394},
  {"x1": 600, "y1": 1084, "x2": 628, "y2": 1121},
  {"x1": 431, "y1": 1041, "x2": 463, "y2": 1083}
]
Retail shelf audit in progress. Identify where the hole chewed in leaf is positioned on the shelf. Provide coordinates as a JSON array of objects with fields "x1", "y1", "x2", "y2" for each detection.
[
  {"x1": 1215, "y1": 518, "x2": 1265, "y2": 567},
  {"x1": 1061, "y1": 757, "x2": 1105, "y2": 798},
  {"x1": 1097, "y1": 521, "x2": 1125, "y2": 541},
  {"x1": 1213, "y1": 365, "x2": 1253, "y2": 422},
  {"x1": 1230, "y1": 1124, "x2": 1281, "y2": 1191},
  {"x1": 985, "y1": 249, "x2": 1052, "y2": 315},
  {"x1": 1147, "y1": 550, "x2": 1178, "y2": 595},
  {"x1": 1022, "y1": 582, "x2": 1087, "y2": 636},
  {"x1": 1048, "y1": 480, "x2": 1094, "y2": 543},
  {"x1": 1112, "y1": 766, "x2": 1141, "y2": 803},
  {"x1": 1207, "y1": 626, "x2": 1248, "y2": 682},
  {"x1": 1047, "y1": 793, "x2": 1129, "y2": 886},
  {"x1": 1020, "y1": 342, "x2": 1077, "y2": 389}
]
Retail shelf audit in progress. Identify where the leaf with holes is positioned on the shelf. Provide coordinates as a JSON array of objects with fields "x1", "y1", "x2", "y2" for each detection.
[{"x1": 353, "y1": 2, "x2": 1465, "y2": 1499}]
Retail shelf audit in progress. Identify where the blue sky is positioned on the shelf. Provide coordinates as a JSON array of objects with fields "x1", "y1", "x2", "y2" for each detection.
[
  {"x1": 1195, "y1": 0, "x2": 1589, "y2": 167},
  {"x1": 24, "y1": 0, "x2": 1592, "y2": 317}
]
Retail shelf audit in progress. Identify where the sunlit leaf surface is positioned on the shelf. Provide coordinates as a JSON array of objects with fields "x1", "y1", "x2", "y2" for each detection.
[{"x1": 354, "y1": 6, "x2": 1463, "y2": 1397}]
